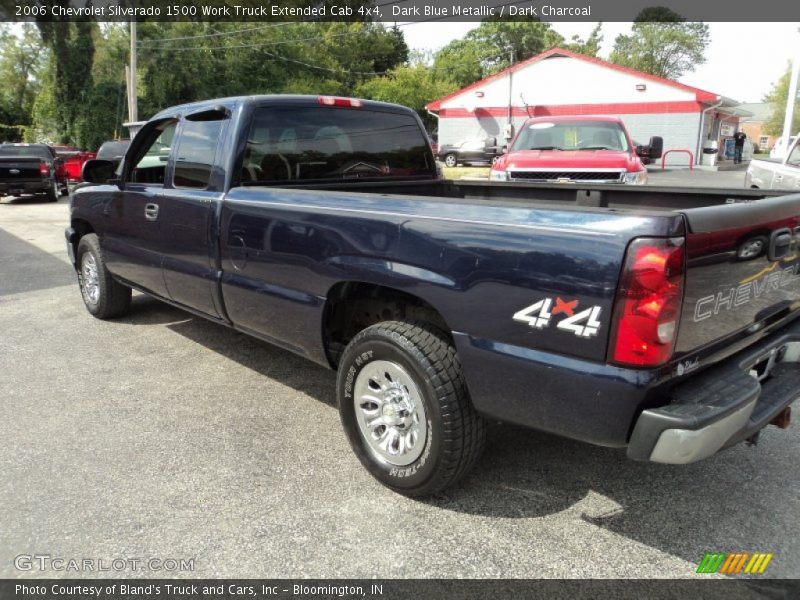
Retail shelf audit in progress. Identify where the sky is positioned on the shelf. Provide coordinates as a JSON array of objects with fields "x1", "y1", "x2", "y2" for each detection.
[{"x1": 399, "y1": 22, "x2": 800, "y2": 103}]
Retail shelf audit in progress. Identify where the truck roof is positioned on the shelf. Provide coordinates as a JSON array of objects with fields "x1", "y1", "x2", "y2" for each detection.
[{"x1": 151, "y1": 95, "x2": 417, "y2": 121}]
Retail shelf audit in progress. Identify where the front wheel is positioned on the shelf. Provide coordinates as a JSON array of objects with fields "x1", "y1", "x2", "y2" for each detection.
[
  {"x1": 337, "y1": 321, "x2": 486, "y2": 496},
  {"x1": 443, "y1": 153, "x2": 458, "y2": 168},
  {"x1": 76, "y1": 233, "x2": 131, "y2": 319}
]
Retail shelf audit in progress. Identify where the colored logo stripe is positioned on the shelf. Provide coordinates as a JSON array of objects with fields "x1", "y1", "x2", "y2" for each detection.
[
  {"x1": 697, "y1": 552, "x2": 773, "y2": 574},
  {"x1": 697, "y1": 553, "x2": 726, "y2": 573},
  {"x1": 745, "y1": 553, "x2": 774, "y2": 574}
]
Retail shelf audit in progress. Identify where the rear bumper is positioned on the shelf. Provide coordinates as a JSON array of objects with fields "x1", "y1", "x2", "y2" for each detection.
[
  {"x1": 628, "y1": 318, "x2": 800, "y2": 464},
  {"x1": 0, "y1": 180, "x2": 51, "y2": 195}
]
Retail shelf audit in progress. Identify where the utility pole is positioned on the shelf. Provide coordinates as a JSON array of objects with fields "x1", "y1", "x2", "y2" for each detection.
[
  {"x1": 779, "y1": 32, "x2": 799, "y2": 156},
  {"x1": 128, "y1": 20, "x2": 138, "y2": 123},
  {"x1": 506, "y1": 47, "x2": 515, "y2": 140}
]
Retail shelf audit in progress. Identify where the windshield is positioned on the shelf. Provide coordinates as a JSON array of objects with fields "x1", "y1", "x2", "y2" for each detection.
[
  {"x1": 0, "y1": 145, "x2": 52, "y2": 159},
  {"x1": 96, "y1": 141, "x2": 130, "y2": 161},
  {"x1": 511, "y1": 121, "x2": 630, "y2": 152}
]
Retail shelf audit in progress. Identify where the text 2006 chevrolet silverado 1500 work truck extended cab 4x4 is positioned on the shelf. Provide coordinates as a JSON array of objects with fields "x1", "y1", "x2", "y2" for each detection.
[{"x1": 66, "y1": 95, "x2": 800, "y2": 496}]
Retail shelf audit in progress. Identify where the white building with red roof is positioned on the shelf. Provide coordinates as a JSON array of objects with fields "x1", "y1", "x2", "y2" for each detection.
[{"x1": 425, "y1": 48, "x2": 750, "y2": 166}]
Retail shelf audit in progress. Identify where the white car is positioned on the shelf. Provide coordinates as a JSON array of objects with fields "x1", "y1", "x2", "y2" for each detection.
[
  {"x1": 770, "y1": 136, "x2": 797, "y2": 160},
  {"x1": 747, "y1": 134, "x2": 800, "y2": 190}
]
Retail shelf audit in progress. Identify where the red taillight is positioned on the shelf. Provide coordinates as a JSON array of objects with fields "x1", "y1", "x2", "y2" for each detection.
[
  {"x1": 318, "y1": 96, "x2": 363, "y2": 108},
  {"x1": 39, "y1": 161, "x2": 50, "y2": 177},
  {"x1": 609, "y1": 237, "x2": 685, "y2": 367}
]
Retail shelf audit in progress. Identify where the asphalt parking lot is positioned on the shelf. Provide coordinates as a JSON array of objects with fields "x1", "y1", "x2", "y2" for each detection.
[{"x1": 1, "y1": 190, "x2": 799, "y2": 580}]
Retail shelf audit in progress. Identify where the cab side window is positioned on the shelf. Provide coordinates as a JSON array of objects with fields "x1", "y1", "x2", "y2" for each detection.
[
  {"x1": 173, "y1": 117, "x2": 225, "y2": 189},
  {"x1": 787, "y1": 143, "x2": 800, "y2": 167},
  {"x1": 129, "y1": 121, "x2": 177, "y2": 185}
]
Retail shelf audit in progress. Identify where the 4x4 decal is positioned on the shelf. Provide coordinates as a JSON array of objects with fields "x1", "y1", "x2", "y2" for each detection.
[{"x1": 513, "y1": 297, "x2": 603, "y2": 338}]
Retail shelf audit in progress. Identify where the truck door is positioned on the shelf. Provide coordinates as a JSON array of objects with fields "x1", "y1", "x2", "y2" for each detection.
[
  {"x1": 158, "y1": 109, "x2": 229, "y2": 317},
  {"x1": 101, "y1": 119, "x2": 177, "y2": 299}
]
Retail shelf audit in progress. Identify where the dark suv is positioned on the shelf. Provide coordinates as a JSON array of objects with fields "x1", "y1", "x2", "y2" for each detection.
[
  {"x1": 0, "y1": 143, "x2": 61, "y2": 202},
  {"x1": 437, "y1": 137, "x2": 501, "y2": 167}
]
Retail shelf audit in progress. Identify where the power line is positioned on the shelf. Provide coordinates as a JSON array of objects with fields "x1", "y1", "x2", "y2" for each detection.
[
  {"x1": 137, "y1": 22, "x2": 301, "y2": 46},
  {"x1": 139, "y1": 0, "x2": 534, "y2": 52},
  {"x1": 137, "y1": 1, "x2": 412, "y2": 46},
  {"x1": 139, "y1": 27, "x2": 362, "y2": 52}
]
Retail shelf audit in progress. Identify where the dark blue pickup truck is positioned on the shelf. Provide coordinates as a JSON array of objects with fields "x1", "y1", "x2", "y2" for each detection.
[{"x1": 66, "y1": 95, "x2": 800, "y2": 496}]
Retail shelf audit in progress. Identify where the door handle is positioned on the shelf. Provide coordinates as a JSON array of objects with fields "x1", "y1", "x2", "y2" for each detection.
[{"x1": 144, "y1": 203, "x2": 159, "y2": 221}]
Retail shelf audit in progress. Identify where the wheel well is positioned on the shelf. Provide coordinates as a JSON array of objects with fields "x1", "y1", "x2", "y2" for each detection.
[
  {"x1": 70, "y1": 220, "x2": 95, "y2": 265},
  {"x1": 323, "y1": 282, "x2": 451, "y2": 368}
]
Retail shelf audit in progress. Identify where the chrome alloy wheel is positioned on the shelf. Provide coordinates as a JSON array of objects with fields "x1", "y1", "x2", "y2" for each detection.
[
  {"x1": 353, "y1": 360, "x2": 428, "y2": 466},
  {"x1": 80, "y1": 252, "x2": 100, "y2": 305}
]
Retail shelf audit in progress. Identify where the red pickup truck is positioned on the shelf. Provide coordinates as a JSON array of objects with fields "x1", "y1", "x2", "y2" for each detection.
[
  {"x1": 51, "y1": 145, "x2": 97, "y2": 187},
  {"x1": 490, "y1": 115, "x2": 662, "y2": 185}
]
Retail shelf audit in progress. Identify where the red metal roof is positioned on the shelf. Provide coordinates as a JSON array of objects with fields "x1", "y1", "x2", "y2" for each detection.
[{"x1": 425, "y1": 47, "x2": 719, "y2": 111}]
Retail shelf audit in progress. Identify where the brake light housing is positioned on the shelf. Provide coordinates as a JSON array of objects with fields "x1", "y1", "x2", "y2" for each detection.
[
  {"x1": 39, "y1": 161, "x2": 50, "y2": 177},
  {"x1": 318, "y1": 96, "x2": 363, "y2": 108},
  {"x1": 609, "y1": 237, "x2": 686, "y2": 367}
]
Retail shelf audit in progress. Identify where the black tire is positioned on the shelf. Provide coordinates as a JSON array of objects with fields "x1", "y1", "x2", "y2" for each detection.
[
  {"x1": 45, "y1": 182, "x2": 58, "y2": 203},
  {"x1": 75, "y1": 233, "x2": 131, "y2": 319},
  {"x1": 337, "y1": 320, "x2": 486, "y2": 496},
  {"x1": 444, "y1": 153, "x2": 458, "y2": 168}
]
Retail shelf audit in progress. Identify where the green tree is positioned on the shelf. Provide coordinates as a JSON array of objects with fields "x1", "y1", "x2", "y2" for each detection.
[
  {"x1": 609, "y1": 10, "x2": 710, "y2": 79},
  {"x1": 35, "y1": 16, "x2": 97, "y2": 144},
  {"x1": 356, "y1": 59, "x2": 458, "y2": 129},
  {"x1": 28, "y1": 56, "x2": 58, "y2": 142},
  {"x1": 432, "y1": 39, "x2": 486, "y2": 89},
  {"x1": 564, "y1": 23, "x2": 604, "y2": 57},
  {"x1": 763, "y1": 64, "x2": 800, "y2": 136},
  {"x1": 433, "y1": 19, "x2": 564, "y2": 89},
  {"x1": 0, "y1": 23, "x2": 45, "y2": 140},
  {"x1": 468, "y1": 19, "x2": 564, "y2": 71},
  {"x1": 373, "y1": 24, "x2": 409, "y2": 74}
]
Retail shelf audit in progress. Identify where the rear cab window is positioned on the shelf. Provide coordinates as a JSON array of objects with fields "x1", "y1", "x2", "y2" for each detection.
[
  {"x1": 0, "y1": 145, "x2": 53, "y2": 159},
  {"x1": 238, "y1": 105, "x2": 435, "y2": 184}
]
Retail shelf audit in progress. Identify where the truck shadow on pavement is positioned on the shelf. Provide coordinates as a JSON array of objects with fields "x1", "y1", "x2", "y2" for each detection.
[
  {"x1": 123, "y1": 295, "x2": 800, "y2": 573},
  {"x1": 126, "y1": 294, "x2": 338, "y2": 408}
]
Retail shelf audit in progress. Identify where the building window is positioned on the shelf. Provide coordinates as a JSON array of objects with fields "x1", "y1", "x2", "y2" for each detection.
[{"x1": 759, "y1": 136, "x2": 769, "y2": 146}]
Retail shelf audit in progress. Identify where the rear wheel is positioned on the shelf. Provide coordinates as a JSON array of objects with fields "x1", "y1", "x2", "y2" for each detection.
[
  {"x1": 337, "y1": 320, "x2": 486, "y2": 496},
  {"x1": 76, "y1": 233, "x2": 131, "y2": 319},
  {"x1": 45, "y1": 182, "x2": 58, "y2": 203},
  {"x1": 444, "y1": 153, "x2": 458, "y2": 168}
]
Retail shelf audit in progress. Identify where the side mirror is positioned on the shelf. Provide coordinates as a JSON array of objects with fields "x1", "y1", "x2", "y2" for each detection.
[
  {"x1": 647, "y1": 136, "x2": 663, "y2": 159},
  {"x1": 82, "y1": 159, "x2": 117, "y2": 184}
]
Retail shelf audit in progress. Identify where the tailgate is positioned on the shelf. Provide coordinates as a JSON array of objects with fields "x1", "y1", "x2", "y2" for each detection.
[
  {"x1": 0, "y1": 157, "x2": 43, "y2": 182},
  {"x1": 677, "y1": 194, "x2": 800, "y2": 354}
]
